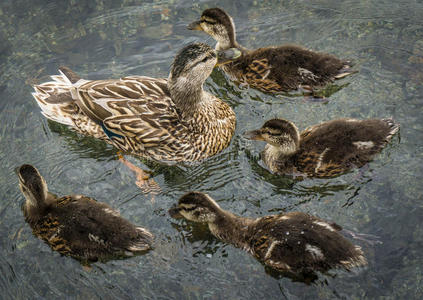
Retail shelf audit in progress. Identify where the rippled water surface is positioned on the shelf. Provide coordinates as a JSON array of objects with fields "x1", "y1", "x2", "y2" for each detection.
[{"x1": 1, "y1": 0, "x2": 423, "y2": 299}]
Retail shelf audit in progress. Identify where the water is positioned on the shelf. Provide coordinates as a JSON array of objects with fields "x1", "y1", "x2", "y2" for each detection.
[{"x1": 1, "y1": 0, "x2": 422, "y2": 299}]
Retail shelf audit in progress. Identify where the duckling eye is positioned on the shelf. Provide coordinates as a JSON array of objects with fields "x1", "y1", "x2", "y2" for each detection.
[{"x1": 201, "y1": 57, "x2": 209, "y2": 63}]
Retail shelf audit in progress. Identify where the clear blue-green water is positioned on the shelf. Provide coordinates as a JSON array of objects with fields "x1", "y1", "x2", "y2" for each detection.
[{"x1": 1, "y1": 0, "x2": 423, "y2": 299}]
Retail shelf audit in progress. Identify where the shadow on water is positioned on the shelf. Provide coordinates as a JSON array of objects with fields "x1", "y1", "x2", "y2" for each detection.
[{"x1": 48, "y1": 119, "x2": 243, "y2": 196}]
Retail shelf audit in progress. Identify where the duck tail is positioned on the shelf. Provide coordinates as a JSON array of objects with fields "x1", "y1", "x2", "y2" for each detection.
[
  {"x1": 382, "y1": 118, "x2": 400, "y2": 143},
  {"x1": 126, "y1": 227, "x2": 154, "y2": 253},
  {"x1": 334, "y1": 60, "x2": 357, "y2": 79},
  {"x1": 339, "y1": 245, "x2": 368, "y2": 270},
  {"x1": 32, "y1": 67, "x2": 81, "y2": 126}
]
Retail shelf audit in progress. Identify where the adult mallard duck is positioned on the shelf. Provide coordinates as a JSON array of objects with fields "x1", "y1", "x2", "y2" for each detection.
[
  {"x1": 32, "y1": 43, "x2": 240, "y2": 162},
  {"x1": 244, "y1": 118, "x2": 400, "y2": 177},
  {"x1": 188, "y1": 8, "x2": 354, "y2": 94},
  {"x1": 169, "y1": 192, "x2": 367, "y2": 279},
  {"x1": 16, "y1": 164, "x2": 153, "y2": 262}
]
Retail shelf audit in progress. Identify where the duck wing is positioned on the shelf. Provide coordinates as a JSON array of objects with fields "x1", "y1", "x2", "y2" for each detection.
[
  {"x1": 296, "y1": 118, "x2": 400, "y2": 177},
  {"x1": 48, "y1": 195, "x2": 153, "y2": 261},
  {"x1": 250, "y1": 212, "x2": 366, "y2": 274}
]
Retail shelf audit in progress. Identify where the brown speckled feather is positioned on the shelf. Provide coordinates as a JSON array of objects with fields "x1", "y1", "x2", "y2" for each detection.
[
  {"x1": 32, "y1": 44, "x2": 236, "y2": 162},
  {"x1": 18, "y1": 164, "x2": 153, "y2": 263},
  {"x1": 253, "y1": 118, "x2": 400, "y2": 177},
  {"x1": 293, "y1": 118, "x2": 399, "y2": 177},
  {"x1": 25, "y1": 195, "x2": 153, "y2": 262},
  {"x1": 190, "y1": 8, "x2": 353, "y2": 93},
  {"x1": 224, "y1": 45, "x2": 348, "y2": 93},
  {"x1": 172, "y1": 192, "x2": 367, "y2": 280},
  {"x1": 249, "y1": 212, "x2": 365, "y2": 274}
]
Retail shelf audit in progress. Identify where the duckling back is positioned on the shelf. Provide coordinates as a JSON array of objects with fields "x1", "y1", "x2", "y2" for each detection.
[
  {"x1": 41, "y1": 195, "x2": 153, "y2": 261},
  {"x1": 228, "y1": 45, "x2": 350, "y2": 93},
  {"x1": 17, "y1": 164, "x2": 153, "y2": 262},
  {"x1": 296, "y1": 118, "x2": 400, "y2": 177},
  {"x1": 249, "y1": 212, "x2": 366, "y2": 275}
]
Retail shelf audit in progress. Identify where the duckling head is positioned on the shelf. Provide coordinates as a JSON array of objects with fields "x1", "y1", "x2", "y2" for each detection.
[
  {"x1": 244, "y1": 119, "x2": 300, "y2": 155},
  {"x1": 16, "y1": 164, "x2": 48, "y2": 210},
  {"x1": 188, "y1": 8, "x2": 237, "y2": 50},
  {"x1": 169, "y1": 191, "x2": 222, "y2": 223}
]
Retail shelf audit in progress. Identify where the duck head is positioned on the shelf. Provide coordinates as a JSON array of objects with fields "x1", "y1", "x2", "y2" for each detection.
[
  {"x1": 244, "y1": 119, "x2": 300, "y2": 155},
  {"x1": 16, "y1": 164, "x2": 48, "y2": 211},
  {"x1": 168, "y1": 43, "x2": 240, "y2": 111},
  {"x1": 169, "y1": 191, "x2": 223, "y2": 223},
  {"x1": 188, "y1": 8, "x2": 237, "y2": 50}
]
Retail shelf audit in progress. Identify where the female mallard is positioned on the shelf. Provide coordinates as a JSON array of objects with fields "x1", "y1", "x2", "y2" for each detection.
[
  {"x1": 17, "y1": 164, "x2": 153, "y2": 262},
  {"x1": 169, "y1": 192, "x2": 367, "y2": 278},
  {"x1": 32, "y1": 43, "x2": 239, "y2": 162},
  {"x1": 188, "y1": 8, "x2": 353, "y2": 93},
  {"x1": 244, "y1": 118, "x2": 400, "y2": 177}
]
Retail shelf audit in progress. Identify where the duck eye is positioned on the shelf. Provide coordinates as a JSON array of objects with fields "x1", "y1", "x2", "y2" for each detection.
[{"x1": 201, "y1": 57, "x2": 209, "y2": 63}]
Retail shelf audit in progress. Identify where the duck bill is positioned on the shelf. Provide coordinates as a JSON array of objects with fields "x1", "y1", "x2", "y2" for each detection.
[
  {"x1": 216, "y1": 48, "x2": 242, "y2": 66},
  {"x1": 187, "y1": 20, "x2": 202, "y2": 31},
  {"x1": 168, "y1": 206, "x2": 184, "y2": 219},
  {"x1": 243, "y1": 130, "x2": 265, "y2": 141}
]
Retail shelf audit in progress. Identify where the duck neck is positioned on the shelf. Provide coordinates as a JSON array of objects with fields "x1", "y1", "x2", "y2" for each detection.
[
  {"x1": 263, "y1": 144, "x2": 296, "y2": 173},
  {"x1": 216, "y1": 39, "x2": 240, "y2": 51},
  {"x1": 214, "y1": 24, "x2": 240, "y2": 51},
  {"x1": 208, "y1": 210, "x2": 254, "y2": 250},
  {"x1": 169, "y1": 78, "x2": 208, "y2": 119},
  {"x1": 22, "y1": 200, "x2": 47, "y2": 225}
]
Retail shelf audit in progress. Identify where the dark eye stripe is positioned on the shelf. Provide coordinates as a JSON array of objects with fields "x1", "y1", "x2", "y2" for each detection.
[
  {"x1": 190, "y1": 56, "x2": 212, "y2": 69},
  {"x1": 181, "y1": 206, "x2": 197, "y2": 212}
]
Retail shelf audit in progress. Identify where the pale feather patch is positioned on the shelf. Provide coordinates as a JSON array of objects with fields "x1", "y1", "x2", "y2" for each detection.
[
  {"x1": 261, "y1": 69, "x2": 271, "y2": 80},
  {"x1": 340, "y1": 246, "x2": 367, "y2": 269},
  {"x1": 103, "y1": 208, "x2": 120, "y2": 217},
  {"x1": 268, "y1": 260, "x2": 291, "y2": 271},
  {"x1": 265, "y1": 240, "x2": 282, "y2": 260},
  {"x1": 298, "y1": 67, "x2": 319, "y2": 81},
  {"x1": 136, "y1": 227, "x2": 154, "y2": 239},
  {"x1": 313, "y1": 221, "x2": 336, "y2": 232},
  {"x1": 345, "y1": 118, "x2": 360, "y2": 123},
  {"x1": 305, "y1": 244, "x2": 325, "y2": 260},
  {"x1": 314, "y1": 147, "x2": 330, "y2": 173},
  {"x1": 353, "y1": 141, "x2": 375, "y2": 150},
  {"x1": 88, "y1": 233, "x2": 106, "y2": 245}
]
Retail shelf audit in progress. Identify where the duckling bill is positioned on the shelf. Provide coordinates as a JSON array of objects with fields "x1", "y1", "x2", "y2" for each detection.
[
  {"x1": 170, "y1": 192, "x2": 367, "y2": 278},
  {"x1": 17, "y1": 164, "x2": 153, "y2": 262},
  {"x1": 245, "y1": 118, "x2": 400, "y2": 177},
  {"x1": 189, "y1": 8, "x2": 354, "y2": 94}
]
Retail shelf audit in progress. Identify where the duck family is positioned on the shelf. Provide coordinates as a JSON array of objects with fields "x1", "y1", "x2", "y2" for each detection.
[{"x1": 17, "y1": 7, "x2": 401, "y2": 282}]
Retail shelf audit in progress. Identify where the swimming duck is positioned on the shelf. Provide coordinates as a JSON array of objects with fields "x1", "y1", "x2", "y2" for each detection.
[
  {"x1": 188, "y1": 8, "x2": 354, "y2": 94},
  {"x1": 244, "y1": 118, "x2": 400, "y2": 177},
  {"x1": 169, "y1": 192, "x2": 367, "y2": 277},
  {"x1": 17, "y1": 164, "x2": 153, "y2": 262},
  {"x1": 32, "y1": 43, "x2": 240, "y2": 162}
]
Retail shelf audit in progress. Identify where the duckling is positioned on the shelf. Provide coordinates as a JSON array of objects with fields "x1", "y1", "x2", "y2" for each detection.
[
  {"x1": 244, "y1": 118, "x2": 400, "y2": 177},
  {"x1": 17, "y1": 164, "x2": 153, "y2": 262},
  {"x1": 169, "y1": 192, "x2": 367, "y2": 277},
  {"x1": 31, "y1": 43, "x2": 240, "y2": 162},
  {"x1": 188, "y1": 8, "x2": 354, "y2": 94}
]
